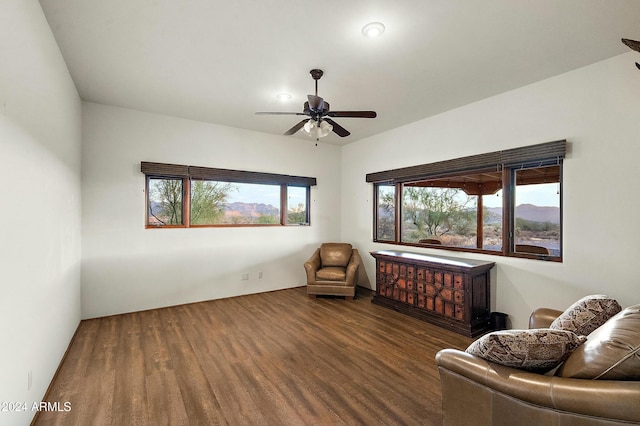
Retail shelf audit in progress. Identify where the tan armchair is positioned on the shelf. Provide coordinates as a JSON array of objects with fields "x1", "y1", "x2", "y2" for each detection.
[{"x1": 304, "y1": 243, "x2": 361, "y2": 299}]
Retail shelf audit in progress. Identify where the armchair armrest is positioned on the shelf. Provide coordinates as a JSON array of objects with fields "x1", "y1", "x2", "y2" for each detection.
[
  {"x1": 344, "y1": 249, "x2": 362, "y2": 286},
  {"x1": 436, "y1": 349, "x2": 640, "y2": 423},
  {"x1": 304, "y1": 248, "x2": 321, "y2": 285},
  {"x1": 529, "y1": 308, "x2": 563, "y2": 329}
]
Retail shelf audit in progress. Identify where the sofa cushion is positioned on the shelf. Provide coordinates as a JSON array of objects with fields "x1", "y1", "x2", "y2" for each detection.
[
  {"x1": 549, "y1": 294, "x2": 621, "y2": 336},
  {"x1": 320, "y1": 243, "x2": 352, "y2": 267},
  {"x1": 315, "y1": 267, "x2": 347, "y2": 282},
  {"x1": 466, "y1": 328, "x2": 587, "y2": 373},
  {"x1": 557, "y1": 304, "x2": 640, "y2": 380}
]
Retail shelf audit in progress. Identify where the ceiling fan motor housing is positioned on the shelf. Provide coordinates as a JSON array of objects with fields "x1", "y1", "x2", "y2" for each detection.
[{"x1": 304, "y1": 101, "x2": 330, "y2": 117}]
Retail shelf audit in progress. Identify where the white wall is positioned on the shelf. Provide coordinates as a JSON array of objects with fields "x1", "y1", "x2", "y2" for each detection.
[
  {"x1": 342, "y1": 52, "x2": 640, "y2": 329},
  {"x1": 81, "y1": 102, "x2": 341, "y2": 318},
  {"x1": 0, "y1": 2, "x2": 82, "y2": 425}
]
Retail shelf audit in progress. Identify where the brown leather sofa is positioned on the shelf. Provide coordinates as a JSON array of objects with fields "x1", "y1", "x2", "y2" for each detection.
[
  {"x1": 304, "y1": 243, "x2": 361, "y2": 299},
  {"x1": 436, "y1": 305, "x2": 640, "y2": 425}
]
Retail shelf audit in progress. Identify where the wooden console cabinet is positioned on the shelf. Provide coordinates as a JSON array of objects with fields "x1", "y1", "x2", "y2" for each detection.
[{"x1": 370, "y1": 250, "x2": 495, "y2": 337}]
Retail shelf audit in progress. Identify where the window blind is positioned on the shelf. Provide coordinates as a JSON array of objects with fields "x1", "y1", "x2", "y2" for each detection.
[
  {"x1": 140, "y1": 162, "x2": 188, "y2": 178},
  {"x1": 365, "y1": 140, "x2": 566, "y2": 183},
  {"x1": 141, "y1": 162, "x2": 317, "y2": 186}
]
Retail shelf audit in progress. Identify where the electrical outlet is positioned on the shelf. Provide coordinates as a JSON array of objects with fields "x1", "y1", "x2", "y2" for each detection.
[
  {"x1": 241, "y1": 273, "x2": 249, "y2": 281},
  {"x1": 258, "y1": 272, "x2": 263, "y2": 279}
]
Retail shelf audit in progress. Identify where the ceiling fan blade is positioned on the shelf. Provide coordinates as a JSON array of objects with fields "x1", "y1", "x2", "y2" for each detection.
[
  {"x1": 622, "y1": 38, "x2": 640, "y2": 52},
  {"x1": 327, "y1": 111, "x2": 377, "y2": 118},
  {"x1": 284, "y1": 119, "x2": 308, "y2": 136},
  {"x1": 307, "y1": 95, "x2": 324, "y2": 111},
  {"x1": 255, "y1": 112, "x2": 307, "y2": 116},
  {"x1": 324, "y1": 118, "x2": 350, "y2": 137}
]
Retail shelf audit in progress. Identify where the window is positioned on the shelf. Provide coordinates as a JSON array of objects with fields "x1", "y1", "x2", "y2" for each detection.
[
  {"x1": 376, "y1": 184, "x2": 396, "y2": 241},
  {"x1": 287, "y1": 185, "x2": 310, "y2": 225},
  {"x1": 512, "y1": 165, "x2": 561, "y2": 256},
  {"x1": 191, "y1": 181, "x2": 281, "y2": 225},
  {"x1": 147, "y1": 177, "x2": 184, "y2": 226},
  {"x1": 141, "y1": 162, "x2": 315, "y2": 228},
  {"x1": 402, "y1": 184, "x2": 478, "y2": 247},
  {"x1": 190, "y1": 180, "x2": 233, "y2": 225},
  {"x1": 367, "y1": 140, "x2": 565, "y2": 261}
]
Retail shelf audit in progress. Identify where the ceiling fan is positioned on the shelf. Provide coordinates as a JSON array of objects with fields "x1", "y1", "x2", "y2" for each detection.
[{"x1": 255, "y1": 69, "x2": 377, "y2": 140}]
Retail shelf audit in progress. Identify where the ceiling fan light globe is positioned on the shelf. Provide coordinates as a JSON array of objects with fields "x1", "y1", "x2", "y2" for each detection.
[
  {"x1": 320, "y1": 120, "x2": 332, "y2": 133},
  {"x1": 303, "y1": 119, "x2": 316, "y2": 135},
  {"x1": 315, "y1": 120, "x2": 332, "y2": 138}
]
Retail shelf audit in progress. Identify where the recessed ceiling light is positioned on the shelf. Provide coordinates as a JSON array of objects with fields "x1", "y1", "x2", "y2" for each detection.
[
  {"x1": 276, "y1": 92, "x2": 292, "y2": 101},
  {"x1": 362, "y1": 22, "x2": 385, "y2": 37}
]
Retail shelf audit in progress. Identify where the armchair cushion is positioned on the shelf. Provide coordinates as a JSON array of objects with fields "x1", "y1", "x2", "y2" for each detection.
[
  {"x1": 466, "y1": 328, "x2": 586, "y2": 373},
  {"x1": 315, "y1": 266, "x2": 347, "y2": 282},
  {"x1": 558, "y1": 304, "x2": 640, "y2": 380},
  {"x1": 549, "y1": 294, "x2": 621, "y2": 336}
]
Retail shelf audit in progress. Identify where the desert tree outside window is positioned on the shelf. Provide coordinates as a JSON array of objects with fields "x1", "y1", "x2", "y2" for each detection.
[
  {"x1": 148, "y1": 177, "x2": 184, "y2": 226},
  {"x1": 368, "y1": 140, "x2": 565, "y2": 261},
  {"x1": 376, "y1": 184, "x2": 396, "y2": 241},
  {"x1": 141, "y1": 162, "x2": 316, "y2": 228}
]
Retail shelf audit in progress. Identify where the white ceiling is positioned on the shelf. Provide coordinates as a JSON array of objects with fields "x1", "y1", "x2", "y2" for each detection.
[{"x1": 39, "y1": 0, "x2": 640, "y2": 145}]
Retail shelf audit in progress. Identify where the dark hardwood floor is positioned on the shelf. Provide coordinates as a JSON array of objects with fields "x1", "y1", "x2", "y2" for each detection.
[{"x1": 33, "y1": 286, "x2": 473, "y2": 426}]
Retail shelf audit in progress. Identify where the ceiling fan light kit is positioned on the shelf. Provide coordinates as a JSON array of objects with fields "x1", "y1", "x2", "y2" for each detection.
[
  {"x1": 303, "y1": 119, "x2": 333, "y2": 139},
  {"x1": 255, "y1": 69, "x2": 377, "y2": 143}
]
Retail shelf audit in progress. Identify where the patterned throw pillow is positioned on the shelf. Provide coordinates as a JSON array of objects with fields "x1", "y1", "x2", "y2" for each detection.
[
  {"x1": 466, "y1": 329, "x2": 587, "y2": 373},
  {"x1": 549, "y1": 295, "x2": 621, "y2": 336}
]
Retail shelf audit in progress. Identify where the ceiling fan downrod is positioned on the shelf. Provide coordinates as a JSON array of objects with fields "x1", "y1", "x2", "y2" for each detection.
[{"x1": 310, "y1": 69, "x2": 323, "y2": 96}]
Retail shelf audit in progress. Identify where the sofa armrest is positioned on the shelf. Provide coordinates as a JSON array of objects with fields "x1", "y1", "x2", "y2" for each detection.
[
  {"x1": 345, "y1": 249, "x2": 361, "y2": 286},
  {"x1": 436, "y1": 349, "x2": 640, "y2": 423},
  {"x1": 529, "y1": 308, "x2": 563, "y2": 329},
  {"x1": 303, "y1": 248, "x2": 321, "y2": 284}
]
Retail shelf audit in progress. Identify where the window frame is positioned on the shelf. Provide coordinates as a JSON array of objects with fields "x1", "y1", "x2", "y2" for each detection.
[
  {"x1": 507, "y1": 161, "x2": 563, "y2": 260},
  {"x1": 285, "y1": 184, "x2": 312, "y2": 226},
  {"x1": 374, "y1": 183, "x2": 398, "y2": 242},
  {"x1": 145, "y1": 176, "x2": 187, "y2": 228},
  {"x1": 368, "y1": 141, "x2": 565, "y2": 262},
  {"x1": 141, "y1": 162, "x2": 315, "y2": 229}
]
